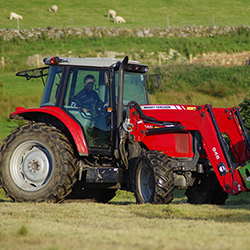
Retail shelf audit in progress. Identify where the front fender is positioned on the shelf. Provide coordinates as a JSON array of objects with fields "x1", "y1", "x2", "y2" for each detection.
[{"x1": 10, "y1": 106, "x2": 88, "y2": 156}]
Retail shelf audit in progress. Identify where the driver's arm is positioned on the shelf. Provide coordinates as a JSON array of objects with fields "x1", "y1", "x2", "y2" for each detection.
[{"x1": 94, "y1": 92, "x2": 108, "y2": 109}]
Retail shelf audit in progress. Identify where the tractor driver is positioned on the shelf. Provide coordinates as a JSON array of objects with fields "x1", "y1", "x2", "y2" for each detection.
[{"x1": 74, "y1": 74, "x2": 107, "y2": 114}]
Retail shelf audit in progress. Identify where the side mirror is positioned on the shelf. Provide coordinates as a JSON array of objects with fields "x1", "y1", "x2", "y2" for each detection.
[{"x1": 147, "y1": 74, "x2": 162, "y2": 89}]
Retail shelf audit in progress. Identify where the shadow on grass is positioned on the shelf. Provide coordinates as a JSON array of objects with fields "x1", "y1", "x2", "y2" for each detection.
[
  {"x1": 109, "y1": 201, "x2": 136, "y2": 205},
  {"x1": 0, "y1": 199, "x2": 12, "y2": 203},
  {"x1": 1, "y1": 187, "x2": 250, "y2": 210}
]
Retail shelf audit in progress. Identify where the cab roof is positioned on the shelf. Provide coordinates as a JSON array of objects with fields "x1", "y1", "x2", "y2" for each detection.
[
  {"x1": 16, "y1": 56, "x2": 148, "y2": 82},
  {"x1": 44, "y1": 56, "x2": 147, "y2": 69}
]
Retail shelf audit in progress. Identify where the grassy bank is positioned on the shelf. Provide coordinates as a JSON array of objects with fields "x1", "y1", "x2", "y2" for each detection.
[
  {"x1": 1, "y1": 35, "x2": 250, "y2": 73},
  {"x1": 149, "y1": 63, "x2": 250, "y2": 105}
]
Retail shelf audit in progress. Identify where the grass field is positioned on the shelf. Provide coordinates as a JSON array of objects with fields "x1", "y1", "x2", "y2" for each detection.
[
  {"x1": 1, "y1": 0, "x2": 250, "y2": 29},
  {"x1": 0, "y1": 189, "x2": 250, "y2": 250}
]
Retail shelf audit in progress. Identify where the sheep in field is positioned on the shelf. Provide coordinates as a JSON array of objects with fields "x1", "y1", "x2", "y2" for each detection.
[
  {"x1": 10, "y1": 12, "x2": 23, "y2": 20},
  {"x1": 114, "y1": 16, "x2": 125, "y2": 24},
  {"x1": 108, "y1": 9, "x2": 116, "y2": 18},
  {"x1": 49, "y1": 5, "x2": 58, "y2": 12}
]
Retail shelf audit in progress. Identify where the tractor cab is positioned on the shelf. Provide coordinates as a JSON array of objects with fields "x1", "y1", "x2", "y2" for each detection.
[{"x1": 17, "y1": 56, "x2": 149, "y2": 151}]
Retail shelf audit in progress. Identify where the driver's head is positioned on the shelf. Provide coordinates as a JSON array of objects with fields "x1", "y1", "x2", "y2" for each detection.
[{"x1": 84, "y1": 75, "x2": 95, "y2": 92}]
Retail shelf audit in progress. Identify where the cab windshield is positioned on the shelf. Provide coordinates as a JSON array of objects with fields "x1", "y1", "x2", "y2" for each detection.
[{"x1": 115, "y1": 71, "x2": 149, "y2": 106}]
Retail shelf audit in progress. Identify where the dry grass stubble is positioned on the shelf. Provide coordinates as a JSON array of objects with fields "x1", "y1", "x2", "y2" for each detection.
[{"x1": 0, "y1": 191, "x2": 250, "y2": 250}]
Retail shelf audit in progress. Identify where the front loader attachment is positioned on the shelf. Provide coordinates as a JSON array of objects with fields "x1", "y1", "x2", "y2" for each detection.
[{"x1": 126, "y1": 102, "x2": 250, "y2": 195}]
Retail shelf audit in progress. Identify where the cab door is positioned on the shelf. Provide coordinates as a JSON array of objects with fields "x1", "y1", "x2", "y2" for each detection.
[{"x1": 62, "y1": 67, "x2": 112, "y2": 150}]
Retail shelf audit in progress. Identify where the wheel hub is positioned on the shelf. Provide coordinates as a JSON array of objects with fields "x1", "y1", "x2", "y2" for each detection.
[
  {"x1": 28, "y1": 160, "x2": 41, "y2": 172},
  {"x1": 140, "y1": 166, "x2": 154, "y2": 201},
  {"x1": 23, "y1": 148, "x2": 50, "y2": 183},
  {"x1": 10, "y1": 141, "x2": 52, "y2": 191}
]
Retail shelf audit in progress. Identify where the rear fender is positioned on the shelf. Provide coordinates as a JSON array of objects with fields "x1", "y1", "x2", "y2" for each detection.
[{"x1": 10, "y1": 106, "x2": 88, "y2": 156}]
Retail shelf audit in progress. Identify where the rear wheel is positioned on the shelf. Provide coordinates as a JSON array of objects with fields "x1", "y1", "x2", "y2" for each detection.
[
  {"x1": 134, "y1": 150, "x2": 174, "y2": 204},
  {"x1": 0, "y1": 123, "x2": 78, "y2": 202},
  {"x1": 185, "y1": 172, "x2": 228, "y2": 205}
]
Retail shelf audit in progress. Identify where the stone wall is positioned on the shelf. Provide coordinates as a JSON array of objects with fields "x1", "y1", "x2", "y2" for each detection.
[
  {"x1": 0, "y1": 25, "x2": 250, "y2": 40},
  {"x1": 1, "y1": 26, "x2": 250, "y2": 67}
]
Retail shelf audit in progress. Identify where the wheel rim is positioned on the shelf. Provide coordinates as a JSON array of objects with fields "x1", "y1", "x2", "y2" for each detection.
[
  {"x1": 10, "y1": 141, "x2": 53, "y2": 191},
  {"x1": 138, "y1": 164, "x2": 155, "y2": 202}
]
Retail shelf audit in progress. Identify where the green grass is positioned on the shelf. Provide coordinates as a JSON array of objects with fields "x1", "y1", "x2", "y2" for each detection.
[
  {"x1": 0, "y1": 73, "x2": 44, "y2": 97},
  {"x1": 148, "y1": 64, "x2": 250, "y2": 106},
  {"x1": 0, "y1": 73, "x2": 43, "y2": 140},
  {"x1": 1, "y1": 0, "x2": 250, "y2": 29},
  {"x1": 0, "y1": 73, "x2": 43, "y2": 122},
  {"x1": 2, "y1": 35, "x2": 250, "y2": 73}
]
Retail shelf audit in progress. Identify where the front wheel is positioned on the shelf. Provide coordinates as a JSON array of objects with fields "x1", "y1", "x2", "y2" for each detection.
[
  {"x1": 185, "y1": 172, "x2": 228, "y2": 205},
  {"x1": 0, "y1": 123, "x2": 78, "y2": 202},
  {"x1": 134, "y1": 150, "x2": 174, "y2": 204}
]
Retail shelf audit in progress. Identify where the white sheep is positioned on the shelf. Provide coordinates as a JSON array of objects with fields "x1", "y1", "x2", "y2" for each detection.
[
  {"x1": 49, "y1": 5, "x2": 58, "y2": 12},
  {"x1": 114, "y1": 16, "x2": 125, "y2": 24},
  {"x1": 10, "y1": 12, "x2": 23, "y2": 20},
  {"x1": 108, "y1": 9, "x2": 116, "y2": 18}
]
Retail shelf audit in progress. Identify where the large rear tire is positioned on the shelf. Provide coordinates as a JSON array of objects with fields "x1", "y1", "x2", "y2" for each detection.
[
  {"x1": 0, "y1": 123, "x2": 78, "y2": 203},
  {"x1": 185, "y1": 172, "x2": 228, "y2": 205},
  {"x1": 134, "y1": 150, "x2": 174, "y2": 204}
]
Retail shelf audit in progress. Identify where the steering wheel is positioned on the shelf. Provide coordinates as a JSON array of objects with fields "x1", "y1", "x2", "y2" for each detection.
[{"x1": 69, "y1": 96, "x2": 107, "y2": 119}]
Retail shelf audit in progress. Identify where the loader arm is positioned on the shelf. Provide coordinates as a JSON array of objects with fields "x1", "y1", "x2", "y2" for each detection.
[
  {"x1": 127, "y1": 103, "x2": 250, "y2": 195},
  {"x1": 213, "y1": 107, "x2": 250, "y2": 163}
]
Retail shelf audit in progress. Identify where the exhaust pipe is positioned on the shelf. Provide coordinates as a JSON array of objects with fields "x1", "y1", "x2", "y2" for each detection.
[
  {"x1": 117, "y1": 56, "x2": 128, "y2": 129},
  {"x1": 115, "y1": 56, "x2": 128, "y2": 158}
]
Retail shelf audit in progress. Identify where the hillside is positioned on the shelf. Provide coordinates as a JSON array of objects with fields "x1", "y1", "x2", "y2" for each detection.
[
  {"x1": 1, "y1": 0, "x2": 250, "y2": 140},
  {"x1": 1, "y1": 0, "x2": 250, "y2": 29}
]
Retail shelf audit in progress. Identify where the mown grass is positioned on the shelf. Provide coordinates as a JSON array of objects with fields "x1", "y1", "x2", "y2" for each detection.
[
  {"x1": 0, "y1": 189, "x2": 250, "y2": 250},
  {"x1": 1, "y1": 0, "x2": 250, "y2": 29}
]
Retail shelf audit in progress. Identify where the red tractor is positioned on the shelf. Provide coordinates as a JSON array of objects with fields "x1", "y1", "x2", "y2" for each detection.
[{"x1": 1, "y1": 56, "x2": 250, "y2": 204}]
